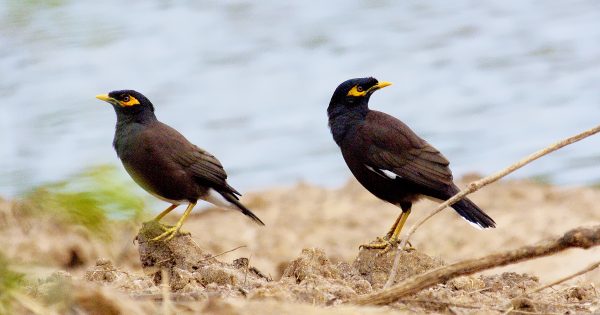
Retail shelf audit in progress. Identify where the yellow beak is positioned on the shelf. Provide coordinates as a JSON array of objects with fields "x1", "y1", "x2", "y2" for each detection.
[
  {"x1": 374, "y1": 81, "x2": 392, "y2": 89},
  {"x1": 366, "y1": 81, "x2": 392, "y2": 93},
  {"x1": 95, "y1": 94, "x2": 112, "y2": 102}
]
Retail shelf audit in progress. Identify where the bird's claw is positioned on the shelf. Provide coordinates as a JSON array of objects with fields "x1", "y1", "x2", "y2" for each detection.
[
  {"x1": 157, "y1": 222, "x2": 174, "y2": 231},
  {"x1": 148, "y1": 221, "x2": 190, "y2": 242},
  {"x1": 359, "y1": 237, "x2": 414, "y2": 255},
  {"x1": 151, "y1": 226, "x2": 178, "y2": 241},
  {"x1": 359, "y1": 236, "x2": 388, "y2": 250},
  {"x1": 151, "y1": 226, "x2": 189, "y2": 241}
]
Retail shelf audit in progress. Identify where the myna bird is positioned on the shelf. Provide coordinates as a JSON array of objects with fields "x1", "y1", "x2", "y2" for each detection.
[
  {"x1": 327, "y1": 77, "x2": 495, "y2": 250},
  {"x1": 96, "y1": 90, "x2": 264, "y2": 241}
]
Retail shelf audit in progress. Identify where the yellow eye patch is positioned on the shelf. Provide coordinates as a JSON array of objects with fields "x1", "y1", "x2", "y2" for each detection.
[
  {"x1": 347, "y1": 85, "x2": 367, "y2": 97},
  {"x1": 119, "y1": 95, "x2": 140, "y2": 107},
  {"x1": 346, "y1": 81, "x2": 393, "y2": 97}
]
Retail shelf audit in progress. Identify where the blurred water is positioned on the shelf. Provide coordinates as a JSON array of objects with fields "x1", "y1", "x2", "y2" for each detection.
[{"x1": 1, "y1": 0, "x2": 599, "y2": 197}]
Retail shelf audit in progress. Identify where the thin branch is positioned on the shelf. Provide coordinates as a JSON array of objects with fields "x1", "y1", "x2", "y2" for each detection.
[
  {"x1": 501, "y1": 261, "x2": 600, "y2": 315},
  {"x1": 161, "y1": 269, "x2": 172, "y2": 315},
  {"x1": 130, "y1": 292, "x2": 203, "y2": 301},
  {"x1": 529, "y1": 260, "x2": 600, "y2": 295},
  {"x1": 383, "y1": 123, "x2": 600, "y2": 289},
  {"x1": 197, "y1": 245, "x2": 246, "y2": 263},
  {"x1": 506, "y1": 311, "x2": 562, "y2": 315},
  {"x1": 244, "y1": 253, "x2": 252, "y2": 286},
  {"x1": 353, "y1": 225, "x2": 600, "y2": 306},
  {"x1": 398, "y1": 298, "x2": 502, "y2": 310},
  {"x1": 11, "y1": 292, "x2": 54, "y2": 315}
]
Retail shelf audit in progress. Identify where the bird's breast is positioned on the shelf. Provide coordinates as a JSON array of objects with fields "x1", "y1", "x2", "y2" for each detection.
[
  {"x1": 329, "y1": 116, "x2": 364, "y2": 146},
  {"x1": 113, "y1": 125, "x2": 201, "y2": 202}
]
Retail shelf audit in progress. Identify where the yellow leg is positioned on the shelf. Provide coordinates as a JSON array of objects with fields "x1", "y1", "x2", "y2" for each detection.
[
  {"x1": 360, "y1": 209, "x2": 412, "y2": 251},
  {"x1": 152, "y1": 202, "x2": 196, "y2": 241},
  {"x1": 388, "y1": 209, "x2": 411, "y2": 243},
  {"x1": 385, "y1": 212, "x2": 405, "y2": 239},
  {"x1": 153, "y1": 204, "x2": 179, "y2": 222}
]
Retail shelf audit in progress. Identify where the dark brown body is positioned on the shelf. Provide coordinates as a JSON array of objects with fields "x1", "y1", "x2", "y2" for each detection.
[
  {"x1": 103, "y1": 89, "x2": 264, "y2": 226},
  {"x1": 114, "y1": 120, "x2": 216, "y2": 203},
  {"x1": 339, "y1": 111, "x2": 456, "y2": 207},
  {"x1": 327, "y1": 77, "x2": 495, "y2": 228}
]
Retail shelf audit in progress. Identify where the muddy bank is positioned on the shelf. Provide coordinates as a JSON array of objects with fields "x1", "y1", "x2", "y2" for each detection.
[{"x1": 1, "y1": 178, "x2": 599, "y2": 313}]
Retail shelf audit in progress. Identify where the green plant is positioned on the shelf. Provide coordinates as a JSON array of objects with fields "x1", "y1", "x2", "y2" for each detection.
[
  {"x1": 22, "y1": 165, "x2": 149, "y2": 239},
  {"x1": 0, "y1": 253, "x2": 24, "y2": 314}
]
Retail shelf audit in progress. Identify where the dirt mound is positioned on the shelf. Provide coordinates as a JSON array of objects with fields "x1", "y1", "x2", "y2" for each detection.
[
  {"x1": 81, "y1": 226, "x2": 594, "y2": 314},
  {"x1": 2, "y1": 179, "x2": 600, "y2": 314},
  {"x1": 133, "y1": 227, "x2": 448, "y2": 306},
  {"x1": 135, "y1": 220, "x2": 270, "y2": 294}
]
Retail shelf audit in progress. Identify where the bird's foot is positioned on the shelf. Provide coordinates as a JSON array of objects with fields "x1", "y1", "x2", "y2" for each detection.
[
  {"x1": 359, "y1": 236, "x2": 389, "y2": 249},
  {"x1": 149, "y1": 220, "x2": 189, "y2": 240},
  {"x1": 151, "y1": 226, "x2": 180, "y2": 241},
  {"x1": 151, "y1": 223, "x2": 189, "y2": 241},
  {"x1": 157, "y1": 222, "x2": 173, "y2": 231},
  {"x1": 359, "y1": 237, "x2": 414, "y2": 255},
  {"x1": 359, "y1": 237, "x2": 398, "y2": 255}
]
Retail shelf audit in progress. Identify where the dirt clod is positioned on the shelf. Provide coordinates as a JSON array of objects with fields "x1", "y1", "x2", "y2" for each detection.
[
  {"x1": 510, "y1": 297, "x2": 537, "y2": 313},
  {"x1": 353, "y1": 247, "x2": 445, "y2": 289},
  {"x1": 283, "y1": 248, "x2": 340, "y2": 283}
]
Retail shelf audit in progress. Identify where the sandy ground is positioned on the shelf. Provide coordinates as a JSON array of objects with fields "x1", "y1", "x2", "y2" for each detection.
[{"x1": 1, "y1": 177, "x2": 599, "y2": 314}]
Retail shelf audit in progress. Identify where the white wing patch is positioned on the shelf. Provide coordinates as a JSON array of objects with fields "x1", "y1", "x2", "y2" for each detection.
[
  {"x1": 461, "y1": 217, "x2": 485, "y2": 230},
  {"x1": 380, "y1": 169, "x2": 398, "y2": 180},
  {"x1": 365, "y1": 165, "x2": 400, "y2": 180},
  {"x1": 204, "y1": 188, "x2": 236, "y2": 210}
]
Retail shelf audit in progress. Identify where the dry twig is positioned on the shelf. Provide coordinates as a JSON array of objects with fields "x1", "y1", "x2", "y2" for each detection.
[
  {"x1": 529, "y1": 260, "x2": 600, "y2": 295},
  {"x1": 198, "y1": 245, "x2": 246, "y2": 262},
  {"x1": 353, "y1": 225, "x2": 600, "y2": 306},
  {"x1": 131, "y1": 292, "x2": 204, "y2": 301},
  {"x1": 383, "y1": 123, "x2": 600, "y2": 289},
  {"x1": 398, "y1": 298, "x2": 502, "y2": 311},
  {"x1": 11, "y1": 292, "x2": 53, "y2": 315},
  {"x1": 161, "y1": 269, "x2": 172, "y2": 315}
]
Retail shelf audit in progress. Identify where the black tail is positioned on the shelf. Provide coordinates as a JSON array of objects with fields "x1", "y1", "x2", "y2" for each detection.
[
  {"x1": 451, "y1": 197, "x2": 495, "y2": 229},
  {"x1": 222, "y1": 192, "x2": 265, "y2": 226}
]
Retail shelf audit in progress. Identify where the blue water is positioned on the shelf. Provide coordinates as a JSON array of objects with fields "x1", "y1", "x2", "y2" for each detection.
[{"x1": 1, "y1": 0, "x2": 599, "y2": 197}]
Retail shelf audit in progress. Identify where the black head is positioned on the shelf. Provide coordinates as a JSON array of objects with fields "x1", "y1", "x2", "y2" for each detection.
[
  {"x1": 327, "y1": 77, "x2": 392, "y2": 121},
  {"x1": 327, "y1": 77, "x2": 392, "y2": 144},
  {"x1": 329, "y1": 77, "x2": 392, "y2": 106},
  {"x1": 96, "y1": 90, "x2": 155, "y2": 117}
]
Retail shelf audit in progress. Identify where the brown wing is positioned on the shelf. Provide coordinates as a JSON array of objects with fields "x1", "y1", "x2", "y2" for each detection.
[
  {"x1": 173, "y1": 145, "x2": 234, "y2": 189},
  {"x1": 148, "y1": 122, "x2": 238, "y2": 194},
  {"x1": 362, "y1": 111, "x2": 454, "y2": 193}
]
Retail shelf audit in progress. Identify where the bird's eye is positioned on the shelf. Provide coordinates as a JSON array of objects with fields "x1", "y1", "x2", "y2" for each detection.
[
  {"x1": 356, "y1": 86, "x2": 364, "y2": 92},
  {"x1": 123, "y1": 95, "x2": 130, "y2": 102}
]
